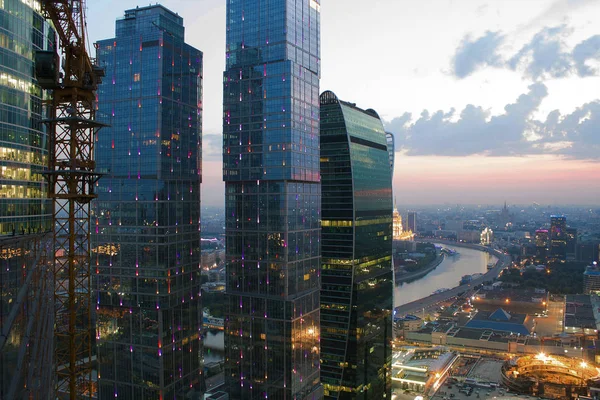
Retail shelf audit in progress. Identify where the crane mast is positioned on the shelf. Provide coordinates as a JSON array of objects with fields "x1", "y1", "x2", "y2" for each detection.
[{"x1": 36, "y1": 1, "x2": 104, "y2": 398}]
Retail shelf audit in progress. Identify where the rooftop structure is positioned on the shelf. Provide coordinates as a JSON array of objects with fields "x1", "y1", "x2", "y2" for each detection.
[
  {"x1": 464, "y1": 308, "x2": 533, "y2": 336},
  {"x1": 392, "y1": 347, "x2": 455, "y2": 393},
  {"x1": 564, "y1": 294, "x2": 597, "y2": 334},
  {"x1": 502, "y1": 354, "x2": 596, "y2": 399},
  {"x1": 473, "y1": 286, "x2": 548, "y2": 312},
  {"x1": 583, "y1": 262, "x2": 600, "y2": 295}
]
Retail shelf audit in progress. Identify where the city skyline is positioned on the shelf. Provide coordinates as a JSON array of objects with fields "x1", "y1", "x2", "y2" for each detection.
[{"x1": 88, "y1": 0, "x2": 600, "y2": 207}]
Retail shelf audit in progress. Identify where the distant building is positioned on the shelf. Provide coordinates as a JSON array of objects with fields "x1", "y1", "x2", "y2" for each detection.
[
  {"x1": 564, "y1": 295, "x2": 597, "y2": 334},
  {"x1": 535, "y1": 229, "x2": 549, "y2": 260},
  {"x1": 577, "y1": 241, "x2": 600, "y2": 263},
  {"x1": 407, "y1": 211, "x2": 417, "y2": 233},
  {"x1": 473, "y1": 287, "x2": 548, "y2": 313},
  {"x1": 481, "y1": 228, "x2": 494, "y2": 245},
  {"x1": 550, "y1": 215, "x2": 567, "y2": 261},
  {"x1": 445, "y1": 219, "x2": 464, "y2": 233},
  {"x1": 499, "y1": 201, "x2": 512, "y2": 227},
  {"x1": 320, "y1": 90, "x2": 393, "y2": 400},
  {"x1": 566, "y1": 227, "x2": 578, "y2": 261},
  {"x1": 457, "y1": 230, "x2": 480, "y2": 243},
  {"x1": 393, "y1": 207, "x2": 403, "y2": 239},
  {"x1": 583, "y1": 263, "x2": 600, "y2": 295},
  {"x1": 464, "y1": 308, "x2": 534, "y2": 336}
]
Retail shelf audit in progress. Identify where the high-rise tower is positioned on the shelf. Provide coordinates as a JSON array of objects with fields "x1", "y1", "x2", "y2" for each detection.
[
  {"x1": 0, "y1": 1, "x2": 55, "y2": 398},
  {"x1": 319, "y1": 91, "x2": 393, "y2": 399},
  {"x1": 550, "y1": 215, "x2": 567, "y2": 261},
  {"x1": 222, "y1": 0, "x2": 322, "y2": 398},
  {"x1": 93, "y1": 5, "x2": 203, "y2": 399}
]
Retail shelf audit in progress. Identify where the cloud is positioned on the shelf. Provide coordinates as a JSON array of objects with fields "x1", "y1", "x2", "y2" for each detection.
[
  {"x1": 508, "y1": 25, "x2": 572, "y2": 79},
  {"x1": 385, "y1": 83, "x2": 600, "y2": 159},
  {"x1": 572, "y1": 35, "x2": 600, "y2": 76},
  {"x1": 451, "y1": 26, "x2": 599, "y2": 79},
  {"x1": 453, "y1": 31, "x2": 505, "y2": 78},
  {"x1": 202, "y1": 133, "x2": 222, "y2": 161},
  {"x1": 526, "y1": 0, "x2": 597, "y2": 26}
]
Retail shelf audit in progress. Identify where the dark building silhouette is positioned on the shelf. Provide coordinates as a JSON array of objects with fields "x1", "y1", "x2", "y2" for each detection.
[
  {"x1": 319, "y1": 91, "x2": 393, "y2": 399},
  {"x1": 94, "y1": 6, "x2": 204, "y2": 398},
  {"x1": 407, "y1": 211, "x2": 417, "y2": 233},
  {"x1": 550, "y1": 215, "x2": 567, "y2": 261},
  {"x1": 535, "y1": 229, "x2": 549, "y2": 261},
  {"x1": 566, "y1": 227, "x2": 578, "y2": 261},
  {"x1": 222, "y1": 0, "x2": 322, "y2": 398}
]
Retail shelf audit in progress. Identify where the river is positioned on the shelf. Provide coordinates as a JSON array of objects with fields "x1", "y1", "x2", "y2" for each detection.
[
  {"x1": 394, "y1": 243, "x2": 497, "y2": 308},
  {"x1": 203, "y1": 243, "x2": 496, "y2": 361}
]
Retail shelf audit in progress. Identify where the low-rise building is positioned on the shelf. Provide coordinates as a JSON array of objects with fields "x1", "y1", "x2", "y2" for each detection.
[
  {"x1": 473, "y1": 287, "x2": 548, "y2": 313},
  {"x1": 583, "y1": 263, "x2": 600, "y2": 295},
  {"x1": 564, "y1": 294, "x2": 597, "y2": 334}
]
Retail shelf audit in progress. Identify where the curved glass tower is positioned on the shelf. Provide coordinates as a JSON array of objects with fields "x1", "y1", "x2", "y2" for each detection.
[
  {"x1": 319, "y1": 91, "x2": 393, "y2": 399},
  {"x1": 223, "y1": 0, "x2": 322, "y2": 398}
]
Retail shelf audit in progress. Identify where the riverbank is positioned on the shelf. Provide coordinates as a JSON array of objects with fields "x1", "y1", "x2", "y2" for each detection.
[
  {"x1": 394, "y1": 245, "x2": 511, "y2": 316},
  {"x1": 396, "y1": 253, "x2": 445, "y2": 283}
]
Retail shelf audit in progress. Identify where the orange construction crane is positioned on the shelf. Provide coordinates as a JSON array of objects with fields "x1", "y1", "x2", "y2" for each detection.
[{"x1": 35, "y1": 1, "x2": 104, "y2": 398}]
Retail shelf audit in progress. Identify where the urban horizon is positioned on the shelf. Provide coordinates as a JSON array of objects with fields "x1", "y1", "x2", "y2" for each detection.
[
  {"x1": 2, "y1": 1, "x2": 600, "y2": 400},
  {"x1": 88, "y1": 0, "x2": 600, "y2": 208}
]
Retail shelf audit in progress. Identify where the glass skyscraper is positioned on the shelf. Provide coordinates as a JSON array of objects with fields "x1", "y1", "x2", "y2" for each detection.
[
  {"x1": 0, "y1": 1, "x2": 55, "y2": 398},
  {"x1": 0, "y1": 0, "x2": 53, "y2": 235},
  {"x1": 222, "y1": 0, "x2": 322, "y2": 398},
  {"x1": 93, "y1": 5, "x2": 203, "y2": 399},
  {"x1": 319, "y1": 91, "x2": 393, "y2": 399}
]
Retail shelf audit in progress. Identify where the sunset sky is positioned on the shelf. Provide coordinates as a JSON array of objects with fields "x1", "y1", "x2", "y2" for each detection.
[{"x1": 88, "y1": 0, "x2": 600, "y2": 206}]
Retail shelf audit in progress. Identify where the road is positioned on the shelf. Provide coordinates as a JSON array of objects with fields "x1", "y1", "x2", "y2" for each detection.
[{"x1": 395, "y1": 242, "x2": 511, "y2": 317}]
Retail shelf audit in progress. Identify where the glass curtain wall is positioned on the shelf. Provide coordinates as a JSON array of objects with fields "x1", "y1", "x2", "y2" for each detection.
[
  {"x1": 93, "y1": 5, "x2": 203, "y2": 399},
  {"x1": 223, "y1": 0, "x2": 322, "y2": 399},
  {"x1": 319, "y1": 91, "x2": 393, "y2": 400}
]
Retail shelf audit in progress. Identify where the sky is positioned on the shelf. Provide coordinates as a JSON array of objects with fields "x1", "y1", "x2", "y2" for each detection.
[{"x1": 87, "y1": 0, "x2": 600, "y2": 207}]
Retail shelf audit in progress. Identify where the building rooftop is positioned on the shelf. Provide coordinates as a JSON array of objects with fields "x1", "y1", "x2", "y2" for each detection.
[
  {"x1": 464, "y1": 308, "x2": 532, "y2": 336},
  {"x1": 477, "y1": 287, "x2": 547, "y2": 303}
]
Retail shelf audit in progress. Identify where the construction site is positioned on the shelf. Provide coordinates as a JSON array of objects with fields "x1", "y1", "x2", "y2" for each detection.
[{"x1": 1, "y1": 0, "x2": 104, "y2": 398}]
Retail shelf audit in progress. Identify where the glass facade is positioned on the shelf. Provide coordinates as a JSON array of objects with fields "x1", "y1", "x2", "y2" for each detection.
[
  {"x1": 0, "y1": 1, "x2": 55, "y2": 398},
  {"x1": 319, "y1": 91, "x2": 393, "y2": 400},
  {"x1": 93, "y1": 5, "x2": 203, "y2": 399},
  {"x1": 223, "y1": 0, "x2": 322, "y2": 398},
  {"x1": 0, "y1": 0, "x2": 53, "y2": 236}
]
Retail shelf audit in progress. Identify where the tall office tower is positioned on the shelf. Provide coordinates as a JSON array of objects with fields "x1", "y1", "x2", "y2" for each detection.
[
  {"x1": 0, "y1": 1, "x2": 55, "y2": 398},
  {"x1": 222, "y1": 0, "x2": 322, "y2": 398},
  {"x1": 535, "y1": 229, "x2": 549, "y2": 260},
  {"x1": 319, "y1": 91, "x2": 393, "y2": 399},
  {"x1": 93, "y1": 6, "x2": 203, "y2": 399},
  {"x1": 407, "y1": 211, "x2": 417, "y2": 233},
  {"x1": 550, "y1": 215, "x2": 567, "y2": 261}
]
